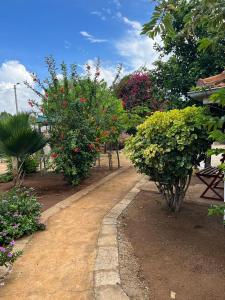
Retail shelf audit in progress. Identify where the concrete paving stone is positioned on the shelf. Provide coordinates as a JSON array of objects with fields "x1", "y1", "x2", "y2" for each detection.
[
  {"x1": 98, "y1": 234, "x2": 117, "y2": 247},
  {"x1": 109, "y1": 203, "x2": 129, "y2": 215},
  {"x1": 102, "y1": 217, "x2": 117, "y2": 225},
  {"x1": 101, "y1": 225, "x2": 117, "y2": 236},
  {"x1": 95, "y1": 285, "x2": 129, "y2": 300},
  {"x1": 94, "y1": 270, "x2": 120, "y2": 287},
  {"x1": 95, "y1": 246, "x2": 118, "y2": 271},
  {"x1": 106, "y1": 211, "x2": 121, "y2": 219}
]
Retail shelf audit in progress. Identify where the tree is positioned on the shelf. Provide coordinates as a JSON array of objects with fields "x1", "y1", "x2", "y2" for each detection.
[
  {"x1": 0, "y1": 113, "x2": 46, "y2": 185},
  {"x1": 114, "y1": 70, "x2": 167, "y2": 133},
  {"x1": 25, "y1": 57, "x2": 125, "y2": 185},
  {"x1": 142, "y1": 0, "x2": 225, "y2": 100},
  {"x1": 126, "y1": 106, "x2": 210, "y2": 212}
]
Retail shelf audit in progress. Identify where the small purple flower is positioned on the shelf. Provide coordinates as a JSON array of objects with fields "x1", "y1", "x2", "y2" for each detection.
[
  {"x1": 0, "y1": 247, "x2": 6, "y2": 253},
  {"x1": 7, "y1": 252, "x2": 13, "y2": 258},
  {"x1": 10, "y1": 240, "x2": 15, "y2": 246}
]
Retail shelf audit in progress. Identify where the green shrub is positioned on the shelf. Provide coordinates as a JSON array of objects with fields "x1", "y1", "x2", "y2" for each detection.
[
  {"x1": 126, "y1": 106, "x2": 211, "y2": 212},
  {"x1": 22, "y1": 155, "x2": 39, "y2": 174},
  {"x1": 5, "y1": 155, "x2": 39, "y2": 180},
  {"x1": 26, "y1": 57, "x2": 125, "y2": 185},
  {"x1": 0, "y1": 172, "x2": 13, "y2": 183},
  {"x1": 0, "y1": 187, "x2": 45, "y2": 246}
]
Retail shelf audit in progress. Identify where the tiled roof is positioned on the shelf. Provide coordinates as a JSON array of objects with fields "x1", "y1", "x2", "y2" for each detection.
[{"x1": 197, "y1": 71, "x2": 225, "y2": 88}]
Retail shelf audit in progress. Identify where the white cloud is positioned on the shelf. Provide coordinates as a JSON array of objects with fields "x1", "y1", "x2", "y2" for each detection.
[
  {"x1": 112, "y1": 0, "x2": 121, "y2": 9},
  {"x1": 0, "y1": 61, "x2": 40, "y2": 114},
  {"x1": 80, "y1": 31, "x2": 107, "y2": 43},
  {"x1": 115, "y1": 15, "x2": 161, "y2": 70},
  {"x1": 91, "y1": 11, "x2": 106, "y2": 21},
  {"x1": 64, "y1": 40, "x2": 71, "y2": 49},
  {"x1": 84, "y1": 59, "x2": 126, "y2": 86}
]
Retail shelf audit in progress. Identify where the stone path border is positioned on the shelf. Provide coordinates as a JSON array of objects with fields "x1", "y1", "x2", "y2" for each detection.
[
  {"x1": 94, "y1": 176, "x2": 147, "y2": 300},
  {"x1": 0, "y1": 166, "x2": 129, "y2": 284}
]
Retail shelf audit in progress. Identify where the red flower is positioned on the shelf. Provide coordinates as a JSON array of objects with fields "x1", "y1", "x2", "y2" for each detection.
[
  {"x1": 51, "y1": 153, "x2": 58, "y2": 159},
  {"x1": 111, "y1": 127, "x2": 116, "y2": 133},
  {"x1": 45, "y1": 92, "x2": 48, "y2": 98},
  {"x1": 102, "y1": 130, "x2": 110, "y2": 138},
  {"x1": 95, "y1": 137, "x2": 100, "y2": 143},
  {"x1": 80, "y1": 98, "x2": 87, "y2": 103},
  {"x1": 88, "y1": 144, "x2": 95, "y2": 151},
  {"x1": 62, "y1": 100, "x2": 68, "y2": 108},
  {"x1": 72, "y1": 147, "x2": 80, "y2": 153}
]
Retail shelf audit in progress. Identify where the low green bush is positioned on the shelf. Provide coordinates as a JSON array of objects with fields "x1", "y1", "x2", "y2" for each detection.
[
  {"x1": 0, "y1": 187, "x2": 45, "y2": 246},
  {"x1": 126, "y1": 106, "x2": 211, "y2": 212},
  {"x1": 0, "y1": 172, "x2": 13, "y2": 183},
  {"x1": 22, "y1": 155, "x2": 39, "y2": 174},
  {"x1": 6, "y1": 155, "x2": 39, "y2": 176}
]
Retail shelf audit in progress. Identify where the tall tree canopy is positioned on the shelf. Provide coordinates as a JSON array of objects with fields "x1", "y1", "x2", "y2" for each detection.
[{"x1": 142, "y1": 0, "x2": 225, "y2": 102}]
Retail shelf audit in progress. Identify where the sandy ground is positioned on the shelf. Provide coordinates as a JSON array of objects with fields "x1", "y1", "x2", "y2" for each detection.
[
  {"x1": 119, "y1": 177, "x2": 225, "y2": 300},
  {"x1": 0, "y1": 152, "x2": 126, "y2": 211},
  {"x1": 0, "y1": 166, "x2": 140, "y2": 299}
]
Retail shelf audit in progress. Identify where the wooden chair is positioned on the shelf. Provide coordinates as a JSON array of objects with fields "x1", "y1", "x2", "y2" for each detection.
[{"x1": 196, "y1": 154, "x2": 224, "y2": 201}]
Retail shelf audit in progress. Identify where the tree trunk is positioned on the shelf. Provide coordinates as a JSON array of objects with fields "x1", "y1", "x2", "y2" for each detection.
[
  {"x1": 158, "y1": 172, "x2": 192, "y2": 212},
  {"x1": 12, "y1": 157, "x2": 18, "y2": 185}
]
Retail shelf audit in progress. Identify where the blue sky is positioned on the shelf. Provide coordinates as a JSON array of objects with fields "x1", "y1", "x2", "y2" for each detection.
[{"x1": 0, "y1": 0, "x2": 157, "y2": 113}]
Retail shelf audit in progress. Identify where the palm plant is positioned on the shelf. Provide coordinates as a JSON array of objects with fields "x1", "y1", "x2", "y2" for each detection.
[{"x1": 0, "y1": 113, "x2": 47, "y2": 185}]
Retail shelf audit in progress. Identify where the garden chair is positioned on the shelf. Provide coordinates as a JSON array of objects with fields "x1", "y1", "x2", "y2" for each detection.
[{"x1": 196, "y1": 154, "x2": 225, "y2": 201}]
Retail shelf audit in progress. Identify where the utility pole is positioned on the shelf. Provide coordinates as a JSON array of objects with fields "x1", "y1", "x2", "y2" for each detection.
[{"x1": 13, "y1": 83, "x2": 20, "y2": 114}]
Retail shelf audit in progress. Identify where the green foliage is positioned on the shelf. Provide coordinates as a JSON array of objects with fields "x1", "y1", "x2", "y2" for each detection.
[
  {"x1": 142, "y1": 0, "x2": 224, "y2": 50},
  {"x1": 0, "y1": 173, "x2": 13, "y2": 183},
  {"x1": 25, "y1": 57, "x2": 125, "y2": 185},
  {"x1": 0, "y1": 187, "x2": 45, "y2": 246},
  {"x1": 142, "y1": 0, "x2": 225, "y2": 100},
  {"x1": 126, "y1": 106, "x2": 210, "y2": 211},
  {"x1": 0, "y1": 113, "x2": 46, "y2": 185},
  {"x1": 206, "y1": 88, "x2": 225, "y2": 172},
  {"x1": 208, "y1": 205, "x2": 225, "y2": 219},
  {"x1": 0, "y1": 113, "x2": 46, "y2": 158},
  {"x1": 22, "y1": 155, "x2": 39, "y2": 174},
  {"x1": 6, "y1": 155, "x2": 39, "y2": 176}
]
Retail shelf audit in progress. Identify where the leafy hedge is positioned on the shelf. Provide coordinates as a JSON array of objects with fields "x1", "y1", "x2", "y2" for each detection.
[{"x1": 126, "y1": 106, "x2": 211, "y2": 211}]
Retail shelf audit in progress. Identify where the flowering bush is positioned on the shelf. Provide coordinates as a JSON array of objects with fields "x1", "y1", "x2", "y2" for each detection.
[
  {"x1": 0, "y1": 187, "x2": 45, "y2": 246},
  {"x1": 114, "y1": 70, "x2": 166, "y2": 111},
  {"x1": 126, "y1": 106, "x2": 211, "y2": 212},
  {"x1": 25, "y1": 57, "x2": 125, "y2": 185},
  {"x1": 0, "y1": 241, "x2": 21, "y2": 267}
]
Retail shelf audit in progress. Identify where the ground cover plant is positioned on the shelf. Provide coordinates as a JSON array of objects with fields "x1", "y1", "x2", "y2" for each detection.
[
  {"x1": 0, "y1": 187, "x2": 45, "y2": 246},
  {"x1": 126, "y1": 106, "x2": 211, "y2": 211},
  {"x1": 0, "y1": 187, "x2": 44, "y2": 267}
]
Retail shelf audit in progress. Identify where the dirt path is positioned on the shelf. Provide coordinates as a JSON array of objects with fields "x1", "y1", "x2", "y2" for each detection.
[{"x1": 0, "y1": 167, "x2": 140, "y2": 300}]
